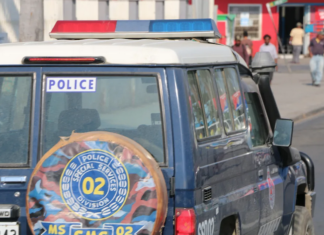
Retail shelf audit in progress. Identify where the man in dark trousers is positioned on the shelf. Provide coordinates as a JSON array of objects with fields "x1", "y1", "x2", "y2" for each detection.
[
  {"x1": 232, "y1": 35, "x2": 249, "y2": 65},
  {"x1": 309, "y1": 30, "x2": 324, "y2": 87}
]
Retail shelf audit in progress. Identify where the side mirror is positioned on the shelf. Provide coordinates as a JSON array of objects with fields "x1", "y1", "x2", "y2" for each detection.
[
  {"x1": 273, "y1": 119, "x2": 294, "y2": 147},
  {"x1": 251, "y1": 52, "x2": 276, "y2": 74},
  {"x1": 272, "y1": 118, "x2": 300, "y2": 167}
]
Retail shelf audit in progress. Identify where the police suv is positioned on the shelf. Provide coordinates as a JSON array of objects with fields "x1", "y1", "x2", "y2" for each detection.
[{"x1": 0, "y1": 19, "x2": 316, "y2": 235}]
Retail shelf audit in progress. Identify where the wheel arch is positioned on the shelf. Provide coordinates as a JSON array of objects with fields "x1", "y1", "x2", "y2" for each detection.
[
  {"x1": 295, "y1": 183, "x2": 307, "y2": 207},
  {"x1": 219, "y1": 213, "x2": 241, "y2": 235}
]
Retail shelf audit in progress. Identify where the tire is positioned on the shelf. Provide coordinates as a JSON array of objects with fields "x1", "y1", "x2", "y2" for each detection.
[
  {"x1": 292, "y1": 206, "x2": 315, "y2": 235},
  {"x1": 26, "y1": 132, "x2": 168, "y2": 235}
]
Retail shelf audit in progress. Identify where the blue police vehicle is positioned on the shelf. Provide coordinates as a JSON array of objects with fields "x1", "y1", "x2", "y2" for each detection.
[{"x1": 0, "y1": 19, "x2": 315, "y2": 235}]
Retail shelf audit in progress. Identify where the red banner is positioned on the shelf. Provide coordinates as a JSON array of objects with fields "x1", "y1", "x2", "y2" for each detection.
[{"x1": 315, "y1": 6, "x2": 324, "y2": 21}]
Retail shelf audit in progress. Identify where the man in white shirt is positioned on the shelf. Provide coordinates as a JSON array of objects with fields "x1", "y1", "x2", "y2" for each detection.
[
  {"x1": 259, "y1": 34, "x2": 278, "y2": 64},
  {"x1": 259, "y1": 34, "x2": 278, "y2": 82}
]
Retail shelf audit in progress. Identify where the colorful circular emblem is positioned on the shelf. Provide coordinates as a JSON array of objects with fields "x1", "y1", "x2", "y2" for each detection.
[
  {"x1": 60, "y1": 149, "x2": 129, "y2": 220},
  {"x1": 26, "y1": 134, "x2": 168, "y2": 235}
]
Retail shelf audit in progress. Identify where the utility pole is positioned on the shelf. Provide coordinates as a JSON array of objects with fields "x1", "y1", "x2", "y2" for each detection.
[{"x1": 19, "y1": 0, "x2": 44, "y2": 42}]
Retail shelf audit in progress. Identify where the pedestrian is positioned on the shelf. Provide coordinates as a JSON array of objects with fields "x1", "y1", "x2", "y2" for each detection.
[
  {"x1": 309, "y1": 30, "x2": 324, "y2": 87},
  {"x1": 289, "y1": 22, "x2": 305, "y2": 64},
  {"x1": 232, "y1": 35, "x2": 249, "y2": 65},
  {"x1": 259, "y1": 34, "x2": 278, "y2": 64},
  {"x1": 259, "y1": 34, "x2": 278, "y2": 83},
  {"x1": 241, "y1": 31, "x2": 253, "y2": 65}
]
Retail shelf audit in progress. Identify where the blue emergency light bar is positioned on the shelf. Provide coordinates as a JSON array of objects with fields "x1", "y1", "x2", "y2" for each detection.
[{"x1": 49, "y1": 19, "x2": 221, "y2": 39}]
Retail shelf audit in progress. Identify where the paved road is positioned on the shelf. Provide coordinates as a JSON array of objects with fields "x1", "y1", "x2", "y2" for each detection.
[
  {"x1": 270, "y1": 58, "x2": 324, "y2": 120},
  {"x1": 293, "y1": 112, "x2": 324, "y2": 233}
]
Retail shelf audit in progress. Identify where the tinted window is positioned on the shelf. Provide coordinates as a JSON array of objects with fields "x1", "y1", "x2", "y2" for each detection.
[
  {"x1": 214, "y1": 69, "x2": 234, "y2": 132},
  {"x1": 0, "y1": 76, "x2": 32, "y2": 164},
  {"x1": 196, "y1": 70, "x2": 221, "y2": 136},
  {"x1": 188, "y1": 71, "x2": 206, "y2": 139},
  {"x1": 224, "y1": 68, "x2": 246, "y2": 131},
  {"x1": 245, "y1": 92, "x2": 268, "y2": 147},
  {"x1": 43, "y1": 76, "x2": 164, "y2": 163}
]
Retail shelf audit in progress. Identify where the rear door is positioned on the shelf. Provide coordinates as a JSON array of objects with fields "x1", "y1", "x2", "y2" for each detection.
[
  {"x1": 240, "y1": 74, "x2": 284, "y2": 234},
  {"x1": 187, "y1": 66, "x2": 261, "y2": 234},
  {"x1": 40, "y1": 66, "x2": 175, "y2": 234},
  {"x1": 212, "y1": 67, "x2": 261, "y2": 234},
  {"x1": 0, "y1": 67, "x2": 42, "y2": 234}
]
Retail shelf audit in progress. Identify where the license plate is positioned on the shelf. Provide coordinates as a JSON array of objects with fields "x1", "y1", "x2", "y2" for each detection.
[{"x1": 0, "y1": 224, "x2": 19, "y2": 235}]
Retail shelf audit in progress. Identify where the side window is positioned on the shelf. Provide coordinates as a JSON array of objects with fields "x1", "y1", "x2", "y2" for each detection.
[
  {"x1": 214, "y1": 69, "x2": 234, "y2": 132},
  {"x1": 0, "y1": 77, "x2": 15, "y2": 132},
  {"x1": 43, "y1": 93, "x2": 68, "y2": 152},
  {"x1": 188, "y1": 71, "x2": 206, "y2": 139},
  {"x1": 196, "y1": 70, "x2": 221, "y2": 136},
  {"x1": 0, "y1": 76, "x2": 32, "y2": 164},
  {"x1": 10, "y1": 78, "x2": 32, "y2": 131},
  {"x1": 224, "y1": 68, "x2": 246, "y2": 131},
  {"x1": 187, "y1": 70, "x2": 221, "y2": 140},
  {"x1": 245, "y1": 92, "x2": 268, "y2": 147}
]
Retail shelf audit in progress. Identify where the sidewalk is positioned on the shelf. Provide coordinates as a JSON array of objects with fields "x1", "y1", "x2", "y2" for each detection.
[{"x1": 272, "y1": 58, "x2": 324, "y2": 121}]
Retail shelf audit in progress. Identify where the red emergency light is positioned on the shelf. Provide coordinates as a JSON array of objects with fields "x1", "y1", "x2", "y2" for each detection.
[
  {"x1": 23, "y1": 57, "x2": 105, "y2": 64},
  {"x1": 51, "y1": 21, "x2": 117, "y2": 33}
]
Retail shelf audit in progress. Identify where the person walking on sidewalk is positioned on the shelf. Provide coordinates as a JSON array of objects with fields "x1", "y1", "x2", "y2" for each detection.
[
  {"x1": 242, "y1": 31, "x2": 253, "y2": 65},
  {"x1": 309, "y1": 31, "x2": 324, "y2": 87},
  {"x1": 259, "y1": 34, "x2": 278, "y2": 83},
  {"x1": 259, "y1": 34, "x2": 278, "y2": 64},
  {"x1": 232, "y1": 35, "x2": 249, "y2": 65},
  {"x1": 290, "y1": 22, "x2": 305, "y2": 64}
]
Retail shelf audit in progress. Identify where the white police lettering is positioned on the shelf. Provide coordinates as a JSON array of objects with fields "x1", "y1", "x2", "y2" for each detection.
[
  {"x1": 198, "y1": 218, "x2": 214, "y2": 235},
  {"x1": 46, "y1": 77, "x2": 96, "y2": 92}
]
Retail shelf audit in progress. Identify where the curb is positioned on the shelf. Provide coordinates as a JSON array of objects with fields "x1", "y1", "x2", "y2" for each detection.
[{"x1": 292, "y1": 107, "x2": 324, "y2": 122}]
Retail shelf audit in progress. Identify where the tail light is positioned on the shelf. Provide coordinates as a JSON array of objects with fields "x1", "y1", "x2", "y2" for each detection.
[{"x1": 175, "y1": 208, "x2": 196, "y2": 235}]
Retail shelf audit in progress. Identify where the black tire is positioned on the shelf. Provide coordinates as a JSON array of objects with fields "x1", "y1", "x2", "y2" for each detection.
[{"x1": 292, "y1": 206, "x2": 315, "y2": 235}]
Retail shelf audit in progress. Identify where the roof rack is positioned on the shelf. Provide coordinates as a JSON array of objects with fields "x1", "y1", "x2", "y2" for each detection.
[{"x1": 49, "y1": 19, "x2": 222, "y2": 40}]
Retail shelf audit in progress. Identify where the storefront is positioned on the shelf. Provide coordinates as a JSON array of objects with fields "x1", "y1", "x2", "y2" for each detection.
[
  {"x1": 216, "y1": 14, "x2": 236, "y2": 45},
  {"x1": 216, "y1": 0, "x2": 324, "y2": 56}
]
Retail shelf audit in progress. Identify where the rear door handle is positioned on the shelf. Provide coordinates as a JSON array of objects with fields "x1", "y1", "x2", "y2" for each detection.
[{"x1": 0, "y1": 176, "x2": 27, "y2": 183}]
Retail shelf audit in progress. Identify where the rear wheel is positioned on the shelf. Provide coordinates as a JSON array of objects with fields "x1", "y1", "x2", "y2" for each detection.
[{"x1": 292, "y1": 206, "x2": 314, "y2": 235}]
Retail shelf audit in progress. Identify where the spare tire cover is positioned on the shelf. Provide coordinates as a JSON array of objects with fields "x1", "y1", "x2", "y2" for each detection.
[{"x1": 27, "y1": 132, "x2": 168, "y2": 235}]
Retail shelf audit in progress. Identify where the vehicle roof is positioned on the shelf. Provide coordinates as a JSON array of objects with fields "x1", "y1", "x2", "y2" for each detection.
[{"x1": 0, "y1": 39, "x2": 246, "y2": 66}]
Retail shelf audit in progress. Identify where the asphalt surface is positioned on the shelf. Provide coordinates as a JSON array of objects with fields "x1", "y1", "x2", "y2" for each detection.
[
  {"x1": 293, "y1": 112, "x2": 324, "y2": 233},
  {"x1": 271, "y1": 57, "x2": 324, "y2": 121}
]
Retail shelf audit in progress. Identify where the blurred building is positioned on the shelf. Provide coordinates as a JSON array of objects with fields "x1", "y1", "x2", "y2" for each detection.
[
  {"x1": 0, "y1": 0, "x2": 217, "y2": 43},
  {"x1": 0, "y1": 0, "x2": 323, "y2": 56},
  {"x1": 217, "y1": 0, "x2": 324, "y2": 55}
]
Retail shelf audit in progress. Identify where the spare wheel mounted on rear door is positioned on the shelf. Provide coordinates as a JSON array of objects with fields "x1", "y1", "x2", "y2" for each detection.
[{"x1": 26, "y1": 132, "x2": 168, "y2": 235}]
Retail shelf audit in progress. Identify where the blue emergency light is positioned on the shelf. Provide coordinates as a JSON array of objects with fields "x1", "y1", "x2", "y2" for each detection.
[{"x1": 50, "y1": 19, "x2": 221, "y2": 39}]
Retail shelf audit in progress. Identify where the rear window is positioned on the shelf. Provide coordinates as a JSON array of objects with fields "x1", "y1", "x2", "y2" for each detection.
[
  {"x1": 42, "y1": 75, "x2": 165, "y2": 163},
  {"x1": 0, "y1": 76, "x2": 32, "y2": 165}
]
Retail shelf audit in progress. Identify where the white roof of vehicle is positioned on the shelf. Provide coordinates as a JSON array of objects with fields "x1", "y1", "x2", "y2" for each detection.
[{"x1": 0, "y1": 39, "x2": 245, "y2": 66}]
